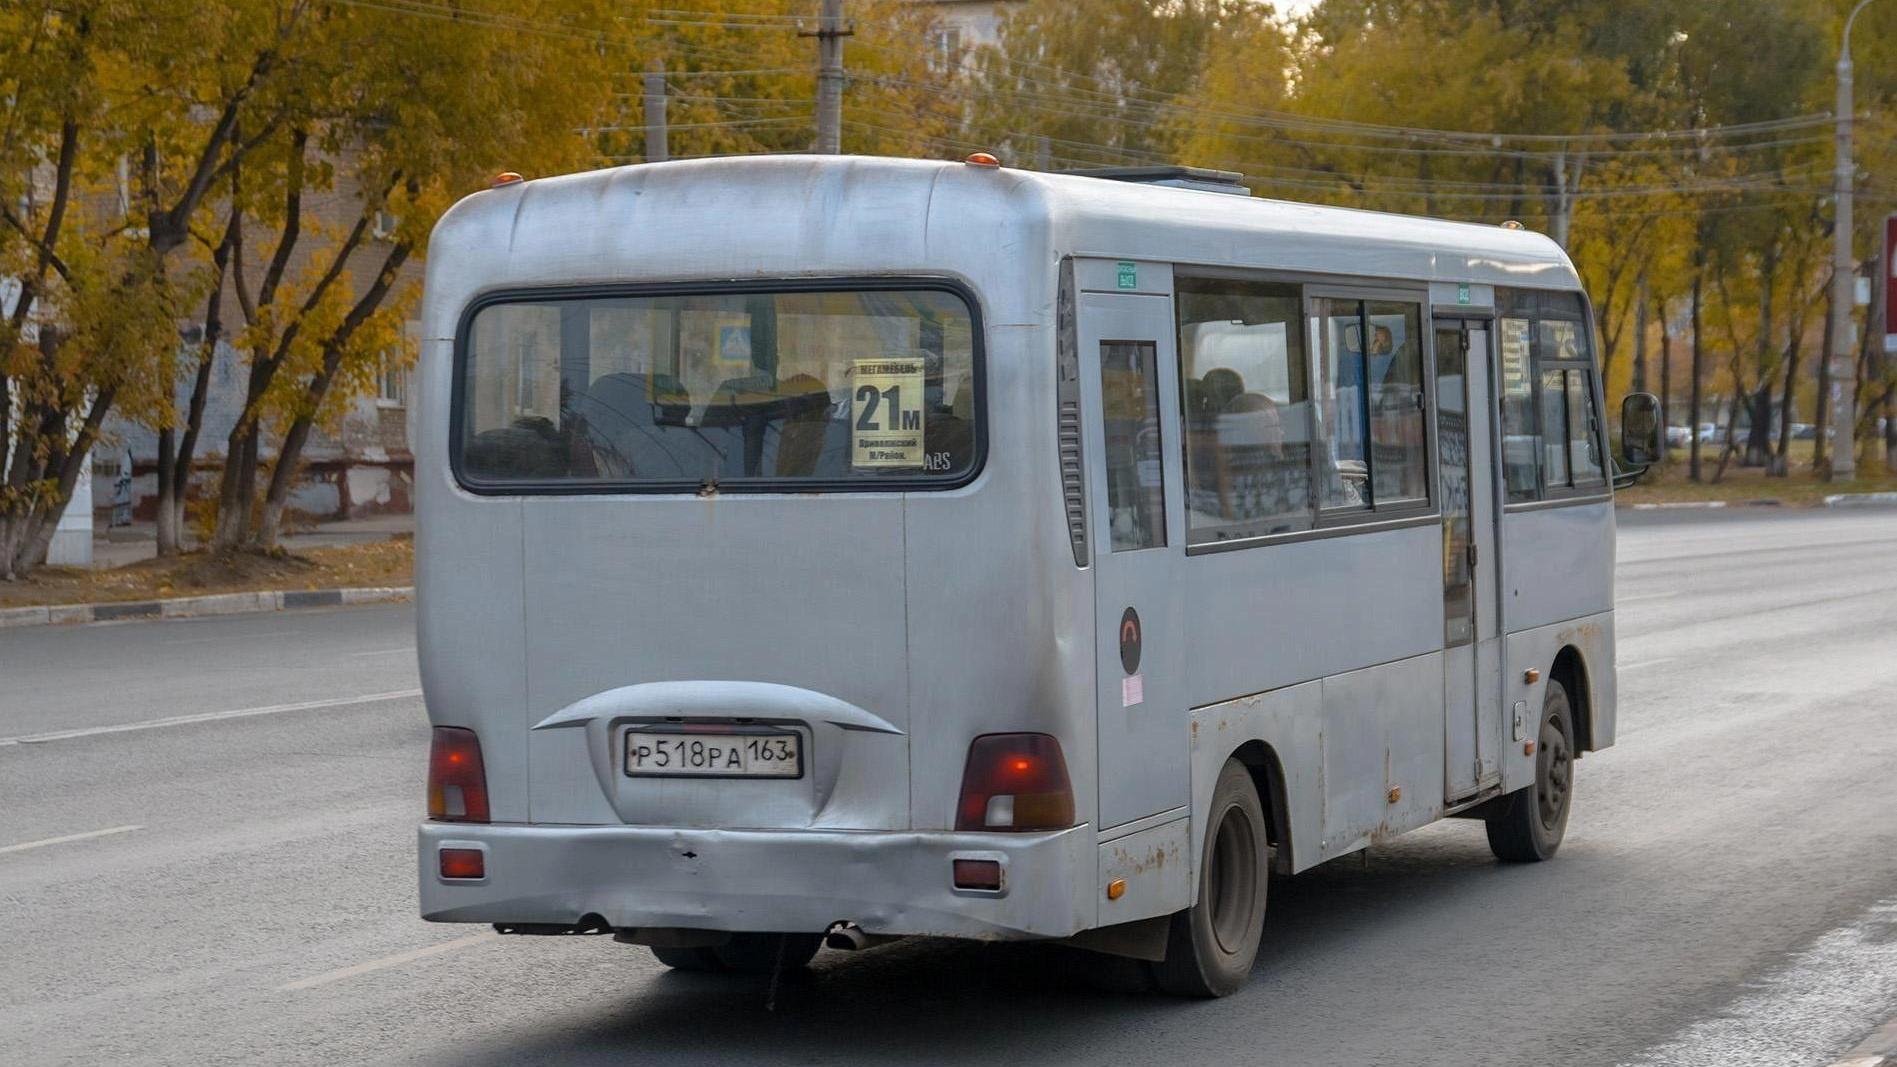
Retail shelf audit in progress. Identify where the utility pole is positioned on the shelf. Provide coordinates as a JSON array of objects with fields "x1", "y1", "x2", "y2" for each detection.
[
  {"x1": 1552, "y1": 149, "x2": 1570, "y2": 249},
  {"x1": 1830, "y1": 0, "x2": 1883, "y2": 479},
  {"x1": 1634, "y1": 270, "x2": 1649, "y2": 397},
  {"x1": 804, "y1": 0, "x2": 853, "y2": 155},
  {"x1": 643, "y1": 60, "x2": 668, "y2": 164}
]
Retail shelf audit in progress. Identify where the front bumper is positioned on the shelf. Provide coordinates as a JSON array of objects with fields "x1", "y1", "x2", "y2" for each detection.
[{"x1": 418, "y1": 822, "x2": 1094, "y2": 941}]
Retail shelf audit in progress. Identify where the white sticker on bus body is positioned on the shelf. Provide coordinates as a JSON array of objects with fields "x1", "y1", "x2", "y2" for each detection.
[{"x1": 1122, "y1": 674, "x2": 1144, "y2": 707}]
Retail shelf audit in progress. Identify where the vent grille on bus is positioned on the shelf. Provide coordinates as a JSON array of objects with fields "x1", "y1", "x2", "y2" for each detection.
[
  {"x1": 1056, "y1": 258, "x2": 1087, "y2": 568},
  {"x1": 1059, "y1": 398, "x2": 1086, "y2": 566}
]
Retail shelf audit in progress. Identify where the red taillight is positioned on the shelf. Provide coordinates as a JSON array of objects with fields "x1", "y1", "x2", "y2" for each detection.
[
  {"x1": 952, "y1": 858, "x2": 1003, "y2": 891},
  {"x1": 955, "y1": 733, "x2": 1075, "y2": 831},
  {"x1": 439, "y1": 848, "x2": 486, "y2": 879},
  {"x1": 427, "y1": 726, "x2": 490, "y2": 823}
]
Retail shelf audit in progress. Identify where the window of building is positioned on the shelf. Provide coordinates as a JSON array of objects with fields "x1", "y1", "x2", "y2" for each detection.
[
  {"x1": 1175, "y1": 276, "x2": 1312, "y2": 543},
  {"x1": 377, "y1": 354, "x2": 408, "y2": 408},
  {"x1": 1311, "y1": 297, "x2": 1428, "y2": 513},
  {"x1": 927, "y1": 26, "x2": 963, "y2": 73},
  {"x1": 1498, "y1": 289, "x2": 1605, "y2": 501}
]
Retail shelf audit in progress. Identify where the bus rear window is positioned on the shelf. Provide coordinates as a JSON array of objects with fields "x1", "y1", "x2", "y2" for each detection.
[{"x1": 455, "y1": 285, "x2": 980, "y2": 490}]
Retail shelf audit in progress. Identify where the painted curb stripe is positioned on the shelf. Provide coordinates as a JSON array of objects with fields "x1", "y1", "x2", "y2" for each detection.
[{"x1": 0, "y1": 586, "x2": 413, "y2": 631}]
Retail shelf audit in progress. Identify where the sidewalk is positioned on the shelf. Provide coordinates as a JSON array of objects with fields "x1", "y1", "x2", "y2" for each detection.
[{"x1": 91, "y1": 513, "x2": 413, "y2": 569}]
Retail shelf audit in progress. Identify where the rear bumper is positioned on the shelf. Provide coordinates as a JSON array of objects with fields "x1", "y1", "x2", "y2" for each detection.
[{"x1": 418, "y1": 822, "x2": 1095, "y2": 941}]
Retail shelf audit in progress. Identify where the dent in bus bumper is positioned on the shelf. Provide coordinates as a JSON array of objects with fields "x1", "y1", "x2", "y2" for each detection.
[{"x1": 418, "y1": 822, "x2": 1094, "y2": 941}]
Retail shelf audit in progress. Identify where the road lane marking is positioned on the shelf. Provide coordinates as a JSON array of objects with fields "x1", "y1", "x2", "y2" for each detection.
[
  {"x1": 1619, "y1": 657, "x2": 1679, "y2": 671},
  {"x1": 278, "y1": 932, "x2": 494, "y2": 992},
  {"x1": 0, "y1": 689, "x2": 422, "y2": 747},
  {"x1": 0, "y1": 825, "x2": 143, "y2": 855},
  {"x1": 1618, "y1": 898, "x2": 1897, "y2": 1067}
]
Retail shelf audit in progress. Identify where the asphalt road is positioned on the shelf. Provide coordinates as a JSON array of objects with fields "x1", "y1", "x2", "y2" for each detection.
[{"x1": 4, "y1": 507, "x2": 1896, "y2": 1067}]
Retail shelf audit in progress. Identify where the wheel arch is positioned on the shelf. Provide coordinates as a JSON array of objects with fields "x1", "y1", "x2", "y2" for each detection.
[
  {"x1": 1229, "y1": 740, "x2": 1292, "y2": 874},
  {"x1": 1550, "y1": 644, "x2": 1594, "y2": 753}
]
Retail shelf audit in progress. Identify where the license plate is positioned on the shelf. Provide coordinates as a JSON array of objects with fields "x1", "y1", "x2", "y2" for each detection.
[{"x1": 623, "y1": 730, "x2": 803, "y2": 779}]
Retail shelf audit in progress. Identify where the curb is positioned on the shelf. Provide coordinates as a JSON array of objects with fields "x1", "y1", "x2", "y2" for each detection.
[
  {"x1": 1823, "y1": 492, "x2": 1897, "y2": 507},
  {"x1": 1831, "y1": 1013, "x2": 1897, "y2": 1067},
  {"x1": 1624, "y1": 499, "x2": 1783, "y2": 510},
  {"x1": 0, "y1": 586, "x2": 412, "y2": 631}
]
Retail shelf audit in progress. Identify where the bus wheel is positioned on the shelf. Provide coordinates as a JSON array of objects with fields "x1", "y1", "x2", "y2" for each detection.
[
  {"x1": 1486, "y1": 678, "x2": 1575, "y2": 863},
  {"x1": 1153, "y1": 758, "x2": 1268, "y2": 997}
]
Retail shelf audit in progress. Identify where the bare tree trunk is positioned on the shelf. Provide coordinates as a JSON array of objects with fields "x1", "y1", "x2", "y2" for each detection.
[
  {"x1": 253, "y1": 238, "x2": 412, "y2": 549},
  {"x1": 156, "y1": 429, "x2": 179, "y2": 551},
  {"x1": 255, "y1": 416, "x2": 316, "y2": 548},
  {"x1": 1774, "y1": 336, "x2": 1801, "y2": 474},
  {"x1": 1712, "y1": 392, "x2": 1743, "y2": 484},
  {"x1": 1814, "y1": 280, "x2": 1834, "y2": 474},
  {"x1": 1744, "y1": 245, "x2": 1776, "y2": 468},
  {"x1": 1690, "y1": 270, "x2": 1705, "y2": 482},
  {"x1": 156, "y1": 193, "x2": 240, "y2": 556},
  {"x1": 1657, "y1": 291, "x2": 1673, "y2": 460},
  {"x1": 1867, "y1": 248, "x2": 1890, "y2": 474}
]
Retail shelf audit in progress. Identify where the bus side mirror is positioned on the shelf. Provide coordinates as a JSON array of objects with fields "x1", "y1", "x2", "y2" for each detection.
[{"x1": 1621, "y1": 392, "x2": 1661, "y2": 467}]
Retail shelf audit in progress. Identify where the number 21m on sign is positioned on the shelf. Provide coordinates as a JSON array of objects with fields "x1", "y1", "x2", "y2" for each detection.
[{"x1": 852, "y1": 358, "x2": 925, "y2": 468}]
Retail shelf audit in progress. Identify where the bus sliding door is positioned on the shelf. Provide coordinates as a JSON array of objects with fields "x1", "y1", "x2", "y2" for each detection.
[
  {"x1": 1437, "y1": 320, "x2": 1505, "y2": 801},
  {"x1": 1077, "y1": 286, "x2": 1189, "y2": 831}
]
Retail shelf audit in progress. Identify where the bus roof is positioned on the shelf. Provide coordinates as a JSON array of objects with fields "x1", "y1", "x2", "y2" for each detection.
[{"x1": 428, "y1": 155, "x2": 1581, "y2": 308}]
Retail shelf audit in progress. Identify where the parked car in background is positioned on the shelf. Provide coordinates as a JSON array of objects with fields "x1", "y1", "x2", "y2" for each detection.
[
  {"x1": 1791, "y1": 423, "x2": 1816, "y2": 440},
  {"x1": 1665, "y1": 425, "x2": 1691, "y2": 448}
]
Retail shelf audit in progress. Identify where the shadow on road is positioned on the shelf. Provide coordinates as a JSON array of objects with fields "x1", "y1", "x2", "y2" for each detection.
[{"x1": 448, "y1": 826, "x2": 1519, "y2": 1066}]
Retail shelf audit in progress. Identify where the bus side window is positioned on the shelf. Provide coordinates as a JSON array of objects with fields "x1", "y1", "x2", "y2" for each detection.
[
  {"x1": 1173, "y1": 275, "x2": 1313, "y2": 543},
  {"x1": 1497, "y1": 317, "x2": 1540, "y2": 502},
  {"x1": 1313, "y1": 297, "x2": 1429, "y2": 514},
  {"x1": 1099, "y1": 340, "x2": 1167, "y2": 551},
  {"x1": 1497, "y1": 289, "x2": 1605, "y2": 501}
]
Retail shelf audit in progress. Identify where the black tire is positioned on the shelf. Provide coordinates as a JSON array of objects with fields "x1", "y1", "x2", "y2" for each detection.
[
  {"x1": 649, "y1": 944, "x2": 724, "y2": 972},
  {"x1": 1152, "y1": 759, "x2": 1269, "y2": 997},
  {"x1": 1486, "y1": 677, "x2": 1576, "y2": 862}
]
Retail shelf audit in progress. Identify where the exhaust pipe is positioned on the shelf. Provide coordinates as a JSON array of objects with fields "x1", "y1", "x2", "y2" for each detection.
[{"x1": 824, "y1": 921, "x2": 902, "y2": 952}]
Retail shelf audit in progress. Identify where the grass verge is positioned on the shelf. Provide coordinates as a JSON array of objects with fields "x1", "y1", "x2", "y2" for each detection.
[{"x1": 0, "y1": 538, "x2": 413, "y2": 610}]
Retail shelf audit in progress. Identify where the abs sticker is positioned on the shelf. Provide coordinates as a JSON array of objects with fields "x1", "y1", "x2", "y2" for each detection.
[{"x1": 851, "y1": 357, "x2": 925, "y2": 468}]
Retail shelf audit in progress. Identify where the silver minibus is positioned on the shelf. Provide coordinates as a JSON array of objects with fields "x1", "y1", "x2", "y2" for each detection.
[{"x1": 416, "y1": 155, "x2": 1656, "y2": 996}]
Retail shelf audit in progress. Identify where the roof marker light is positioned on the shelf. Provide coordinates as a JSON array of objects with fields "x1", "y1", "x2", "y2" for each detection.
[
  {"x1": 493, "y1": 172, "x2": 524, "y2": 188},
  {"x1": 964, "y1": 153, "x2": 1001, "y2": 168}
]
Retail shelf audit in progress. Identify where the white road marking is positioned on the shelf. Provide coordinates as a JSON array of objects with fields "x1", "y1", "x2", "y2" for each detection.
[
  {"x1": 349, "y1": 647, "x2": 416, "y2": 657},
  {"x1": 0, "y1": 824, "x2": 143, "y2": 855},
  {"x1": 1618, "y1": 898, "x2": 1897, "y2": 1067},
  {"x1": 1617, "y1": 592, "x2": 1680, "y2": 604},
  {"x1": 1619, "y1": 657, "x2": 1679, "y2": 671},
  {"x1": 277, "y1": 932, "x2": 494, "y2": 992},
  {"x1": 0, "y1": 689, "x2": 422, "y2": 747}
]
